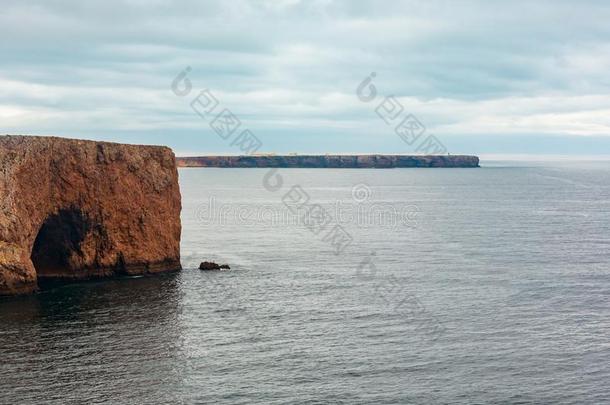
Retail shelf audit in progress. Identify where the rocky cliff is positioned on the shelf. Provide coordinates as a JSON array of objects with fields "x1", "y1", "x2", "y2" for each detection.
[
  {"x1": 176, "y1": 154, "x2": 479, "y2": 168},
  {"x1": 0, "y1": 135, "x2": 182, "y2": 295}
]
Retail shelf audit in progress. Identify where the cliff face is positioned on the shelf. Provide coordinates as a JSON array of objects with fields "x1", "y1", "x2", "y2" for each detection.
[
  {"x1": 0, "y1": 135, "x2": 182, "y2": 295},
  {"x1": 176, "y1": 155, "x2": 479, "y2": 168}
]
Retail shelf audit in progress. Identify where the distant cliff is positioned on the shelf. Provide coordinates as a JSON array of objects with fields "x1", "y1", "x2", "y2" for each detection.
[{"x1": 176, "y1": 155, "x2": 479, "y2": 168}]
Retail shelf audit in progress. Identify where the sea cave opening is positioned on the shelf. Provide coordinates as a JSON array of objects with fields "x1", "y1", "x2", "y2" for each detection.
[{"x1": 30, "y1": 208, "x2": 90, "y2": 280}]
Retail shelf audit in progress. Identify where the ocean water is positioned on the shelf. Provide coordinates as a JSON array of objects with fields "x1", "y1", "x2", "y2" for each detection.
[{"x1": 1, "y1": 162, "x2": 609, "y2": 404}]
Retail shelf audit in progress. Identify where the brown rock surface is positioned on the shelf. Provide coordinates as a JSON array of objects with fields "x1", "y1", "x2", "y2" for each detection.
[{"x1": 0, "y1": 135, "x2": 182, "y2": 295}]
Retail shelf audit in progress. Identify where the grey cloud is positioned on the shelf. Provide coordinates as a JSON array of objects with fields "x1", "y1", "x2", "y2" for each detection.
[{"x1": 1, "y1": 0, "x2": 610, "y2": 151}]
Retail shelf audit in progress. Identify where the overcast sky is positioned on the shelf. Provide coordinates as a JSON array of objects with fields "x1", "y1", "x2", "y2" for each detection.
[{"x1": 2, "y1": 0, "x2": 610, "y2": 156}]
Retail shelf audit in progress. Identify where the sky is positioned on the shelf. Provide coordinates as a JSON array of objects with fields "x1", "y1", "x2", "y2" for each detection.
[{"x1": 1, "y1": 0, "x2": 610, "y2": 157}]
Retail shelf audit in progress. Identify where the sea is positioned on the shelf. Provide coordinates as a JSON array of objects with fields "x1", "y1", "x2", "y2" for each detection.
[{"x1": 1, "y1": 161, "x2": 609, "y2": 404}]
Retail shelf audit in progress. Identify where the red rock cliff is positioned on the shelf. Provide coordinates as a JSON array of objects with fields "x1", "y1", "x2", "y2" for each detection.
[{"x1": 0, "y1": 135, "x2": 182, "y2": 295}]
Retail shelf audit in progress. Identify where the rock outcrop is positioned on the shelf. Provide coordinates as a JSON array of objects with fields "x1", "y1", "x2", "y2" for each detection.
[
  {"x1": 199, "y1": 261, "x2": 230, "y2": 271},
  {"x1": 177, "y1": 154, "x2": 480, "y2": 168},
  {"x1": 0, "y1": 135, "x2": 182, "y2": 295}
]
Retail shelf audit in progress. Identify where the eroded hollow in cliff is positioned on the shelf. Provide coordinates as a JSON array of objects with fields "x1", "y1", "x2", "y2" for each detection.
[{"x1": 30, "y1": 209, "x2": 90, "y2": 279}]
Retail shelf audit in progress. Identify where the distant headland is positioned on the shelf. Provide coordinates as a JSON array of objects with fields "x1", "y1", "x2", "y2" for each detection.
[{"x1": 177, "y1": 154, "x2": 480, "y2": 168}]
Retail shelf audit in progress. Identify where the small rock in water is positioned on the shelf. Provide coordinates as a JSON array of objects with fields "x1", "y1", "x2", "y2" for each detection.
[{"x1": 199, "y1": 261, "x2": 230, "y2": 270}]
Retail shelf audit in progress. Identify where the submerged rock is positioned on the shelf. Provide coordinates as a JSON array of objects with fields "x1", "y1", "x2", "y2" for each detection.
[
  {"x1": 199, "y1": 261, "x2": 230, "y2": 270},
  {"x1": 0, "y1": 135, "x2": 182, "y2": 296}
]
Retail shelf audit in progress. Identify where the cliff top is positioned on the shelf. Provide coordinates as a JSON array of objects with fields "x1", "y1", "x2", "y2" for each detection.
[{"x1": 0, "y1": 135, "x2": 173, "y2": 153}]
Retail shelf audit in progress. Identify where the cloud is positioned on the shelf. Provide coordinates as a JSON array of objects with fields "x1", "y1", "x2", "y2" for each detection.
[{"x1": 1, "y1": 0, "x2": 610, "y2": 154}]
